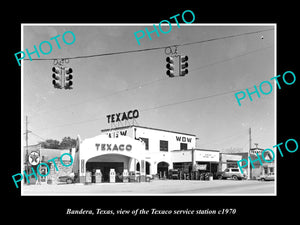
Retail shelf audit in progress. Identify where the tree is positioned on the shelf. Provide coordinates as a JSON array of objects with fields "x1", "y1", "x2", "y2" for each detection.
[
  {"x1": 39, "y1": 137, "x2": 76, "y2": 149},
  {"x1": 40, "y1": 139, "x2": 60, "y2": 149},
  {"x1": 59, "y1": 137, "x2": 77, "y2": 149}
]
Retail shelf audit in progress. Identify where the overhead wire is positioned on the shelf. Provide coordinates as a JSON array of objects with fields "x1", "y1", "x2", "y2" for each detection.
[
  {"x1": 25, "y1": 27, "x2": 274, "y2": 132},
  {"x1": 30, "y1": 131, "x2": 48, "y2": 141},
  {"x1": 139, "y1": 83, "x2": 260, "y2": 112},
  {"x1": 23, "y1": 28, "x2": 274, "y2": 61},
  {"x1": 29, "y1": 43, "x2": 273, "y2": 117},
  {"x1": 35, "y1": 81, "x2": 262, "y2": 132}
]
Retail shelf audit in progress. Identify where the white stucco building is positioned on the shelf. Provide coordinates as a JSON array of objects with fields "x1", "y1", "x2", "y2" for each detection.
[{"x1": 73, "y1": 125, "x2": 220, "y2": 183}]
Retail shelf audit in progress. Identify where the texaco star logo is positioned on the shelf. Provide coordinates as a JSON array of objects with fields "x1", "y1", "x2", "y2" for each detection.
[{"x1": 28, "y1": 151, "x2": 40, "y2": 166}]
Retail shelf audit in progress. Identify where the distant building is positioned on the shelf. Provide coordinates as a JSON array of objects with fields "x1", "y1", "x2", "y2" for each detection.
[
  {"x1": 219, "y1": 153, "x2": 243, "y2": 172},
  {"x1": 172, "y1": 149, "x2": 220, "y2": 175},
  {"x1": 227, "y1": 147, "x2": 275, "y2": 179},
  {"x1": 23, "y1": 144, "x2": 73, "y2": 184}
]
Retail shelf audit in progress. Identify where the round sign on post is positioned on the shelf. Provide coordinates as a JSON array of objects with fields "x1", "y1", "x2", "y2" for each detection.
[{"x1": 28, "y1": 151, "x2": 40, "y2": 166}]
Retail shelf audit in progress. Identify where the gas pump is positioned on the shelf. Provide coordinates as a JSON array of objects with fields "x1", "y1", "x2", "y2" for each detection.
[
  {"x1": 95, "y1": 169, "x2": 102, "y2": 183},
  {"x1": 109, "y1": 169, "x2": 116, "y2": 183},
  {"x1": 39, "y1": 165, "x2": 48, "y2": 185}
]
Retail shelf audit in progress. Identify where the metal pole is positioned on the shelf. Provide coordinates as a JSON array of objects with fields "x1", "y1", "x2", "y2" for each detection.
[
  {"x1": 24, "y1": 116, "x2": 32, "y2": 183},
  {"x1": 248, "y1": 128, "x2": 251, "y2": 180},
  {"x1": 179, "y1": 55, "x2": 181, "y2": 76},
  {"x1": 26, "y1": 116, "x2": 28, "y2": 158},
  {"x1": 25, "y1": 116, "x2": 28, "y2": 184},
  {"x1": 61, "y1": 66, "x2": 65, "y2": 89}
]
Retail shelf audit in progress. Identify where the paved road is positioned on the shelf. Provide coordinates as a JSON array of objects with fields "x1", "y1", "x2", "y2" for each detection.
[{"x1": 22, "y1": 180, "x2": 275, "y2": 195}]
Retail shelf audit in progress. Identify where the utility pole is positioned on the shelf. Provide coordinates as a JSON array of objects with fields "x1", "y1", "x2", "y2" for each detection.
[
  {"x1": 25, "y1": 116, "x2": 29, "y2": 184},
  {"x1": 248, "y1": 128, "x2": 252, "y2": 180},
  {"x1": 25, "y1": 116, "x2": 28, "y2": 154},
  {"x1": 24, "y1": 116, "x2": 31, "y2": 183}
]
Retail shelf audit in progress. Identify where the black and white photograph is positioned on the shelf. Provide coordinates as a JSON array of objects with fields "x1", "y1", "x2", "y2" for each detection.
[
  {"x1": 6, "y1": 4, "x2": 299, "y2": 221},
  {"x1": 20, "y1": 24, "x2": 276, "y2": 195}
]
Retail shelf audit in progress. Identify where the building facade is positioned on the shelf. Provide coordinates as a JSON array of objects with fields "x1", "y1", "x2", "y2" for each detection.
[
  {"x1": 228, "y1": 148, "x2": 275, "y2": 179},
  {"x1": 24, "y1": 126, "x2": 222, "y2": 184},
  {"x1": 219, "y1": 153, "x2": 243, "y2": 172},
  {"x1": 172, "y1": 149, "x2": 219, "y2": 175},
  {"x1": 71, "y1": 125, "x2": 221, "y2": 183},
  {"x1": 101, "y1": 125, "x2": 197, "y2": 177},
  {"x1": 23, "y1": 145, "x2": 73, "y2": 184}
]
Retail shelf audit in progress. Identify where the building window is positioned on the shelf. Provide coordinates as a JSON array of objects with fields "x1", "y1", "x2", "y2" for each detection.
[
  {"x1": 180, "y1": 143, "x2": 188, "y2": 150},
  {"x1": 140, "y1": 137, "x2": 149, "y2": 150},
  {"x1": 227, "y1": 160, "x2": 238, "y2": 168},
  {"x1": 160, "y1": 140, "x2": 168, "y2": 152}
]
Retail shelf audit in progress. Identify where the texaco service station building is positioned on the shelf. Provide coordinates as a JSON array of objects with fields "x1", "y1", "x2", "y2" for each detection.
[{"x1": 73, "y1": 124, "x2": 220, "y2": 183}]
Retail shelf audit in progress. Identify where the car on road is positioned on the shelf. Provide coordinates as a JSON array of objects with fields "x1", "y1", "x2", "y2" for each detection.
[
  {"x1": 58, "y1": 175, "x2": 75, "y2": 184},
  {"x1": 216, "y1": 168, "x2": 246, "y2": 180},
  {"x1": 168, "y1": 169, "x2": 180, "y2": 179},
  {"x1": 258, "y1": 172, "x2": 275, "y2": 181}
]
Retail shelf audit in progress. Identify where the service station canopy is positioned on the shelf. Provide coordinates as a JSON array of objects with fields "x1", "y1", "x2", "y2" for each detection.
[{"x1": 79, "y1": 135, "x2": 146, "y2": 162}]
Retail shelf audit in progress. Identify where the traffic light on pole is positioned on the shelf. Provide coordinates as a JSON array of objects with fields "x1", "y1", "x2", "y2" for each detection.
[
  {"x1": 166, "y1": 56, "x2": 175, "y2": 77},
  {"x1": 52, "y1": 67, "x2": 62, "y2": 89},
  {"x1": 179, "y1": 55, "x2": 188, "y2": 76},
  {"x1": 64, "y1": 68, "x2": 73, "y2": 89}
]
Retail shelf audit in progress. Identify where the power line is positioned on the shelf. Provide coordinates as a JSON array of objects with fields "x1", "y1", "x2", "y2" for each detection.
[
  {"x1": 29, "y1": 44, "x2": 273, "y2": 118},
  {"x1": 30, "y1": 131, "x2": 48, "y2": 141},
  {"x1": 189, "y1": 44, "x2": 273, "y2": 74},
  {"x1": 140, "y1": 84, "x2": 259, "y2": 112},
  {"x1": 23, "y1": 28, "x2": 273, "y2": 61},
  {"x1": 35, "y1": 82, "x2": 260, "y2": 132}
]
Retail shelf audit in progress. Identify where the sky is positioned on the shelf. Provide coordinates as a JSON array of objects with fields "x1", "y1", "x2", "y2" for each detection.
[{"x1": 22, "y1": 24, "x2": 275, "y2": 152}]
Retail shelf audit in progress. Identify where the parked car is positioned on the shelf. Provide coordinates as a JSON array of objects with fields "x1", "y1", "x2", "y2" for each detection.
[
  {"x1": 58, "y1": 174, "x2": 75, "y2": 184},
  {"x1": 168, "y1": 169, "x2": 180, "y2": 179},
  {"x1": 258, "y1": 172, "x2": 275, "y2": 181},
  {"x1": 216, "y1": 168, "x2": 246, "y2": 180}
]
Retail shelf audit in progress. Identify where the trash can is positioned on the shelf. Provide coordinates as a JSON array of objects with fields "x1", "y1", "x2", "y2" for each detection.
[{"x1": 208, "y1": 173, "x2": 213, "y2": 181}]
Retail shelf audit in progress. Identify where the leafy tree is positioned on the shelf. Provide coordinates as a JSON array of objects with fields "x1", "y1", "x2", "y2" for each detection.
[
  {"x1": 40, "y1": 139, "x2": 60, "y2": 149},
  {"x1": 39, "y1": 137, "x2": 76, "y2": 149},
  {"x1": 59, "y1": 137, "x2": 76, "y2": 149}
]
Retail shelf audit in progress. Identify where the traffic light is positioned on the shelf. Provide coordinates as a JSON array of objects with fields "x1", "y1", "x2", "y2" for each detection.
[
  {"x1": 52, "y1": 67, "x2": 62, "y2": 89},
  {"x1": 166, "y1": 56, "x2": 175, "y2": 77},
  {"x1": 179, "y1": 55, "x2": 188, "y2": 76},
  {"x1": 64, "y1": 68, "x2": 73, "y2": 89}
]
